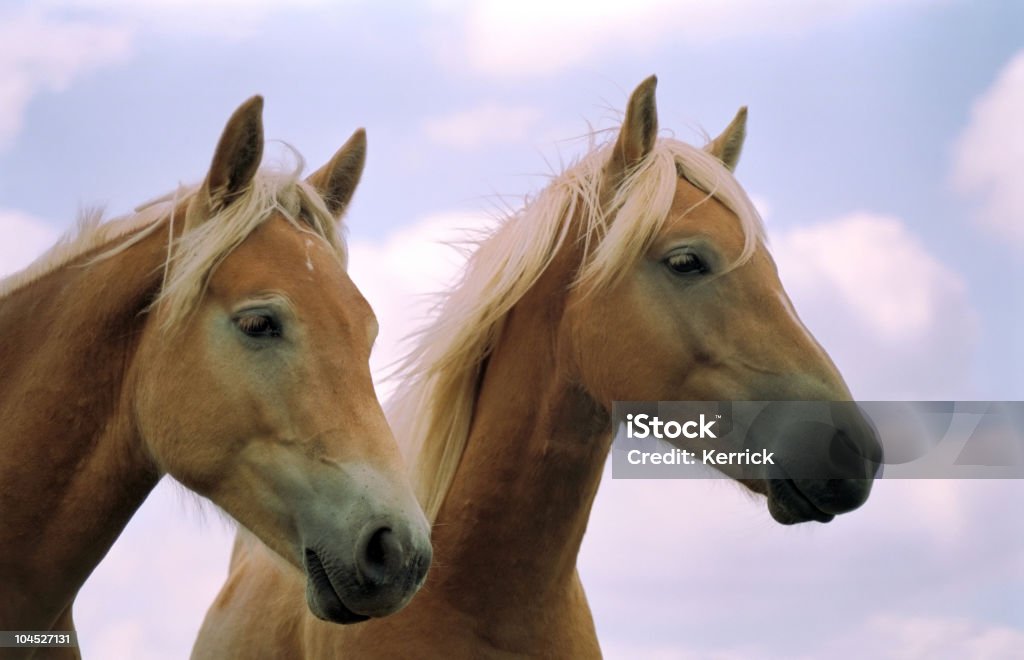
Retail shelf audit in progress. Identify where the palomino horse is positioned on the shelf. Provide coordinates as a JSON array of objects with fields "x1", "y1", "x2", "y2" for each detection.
[
  {"x1": 0, "y1": 97, "x2": 431, "y2": 656},
  {"x1": 192, "y1": 77, "x2": 881, "y2": 658}
]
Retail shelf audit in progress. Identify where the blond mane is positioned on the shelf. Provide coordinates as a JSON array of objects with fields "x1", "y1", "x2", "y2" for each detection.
[
  {"x1": 0, "y1": 205, "x2": 163, "y2": 301},
  {"x1": 389, "y1": 135, "x2": 766, "y2": 521},
  {"x1": 0, "y1": 162, "x2": 347, "y2": 331}
]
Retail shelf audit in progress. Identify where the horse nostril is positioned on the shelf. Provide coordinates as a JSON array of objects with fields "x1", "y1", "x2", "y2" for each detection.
[
  {"x1": 353, "y1": 521, "x2": 432, "y2": 596},
  {"x1": 365, "y1": 528, "x2": 390, "y2": 568},
  {"x1": 829, "y1": 430, "x2": 860, "y2": 474},
  {"x1": 357, "y1": 527, "x2": 400, "y2": 584},
  {"x1": 831, "y1": 426, "x2": 885, "y2": 479}
]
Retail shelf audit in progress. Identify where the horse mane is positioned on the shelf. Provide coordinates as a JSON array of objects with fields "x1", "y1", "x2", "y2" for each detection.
[
  {"x1": 388, "y1": 134, "x2": 766, "y2": 521},
  {"x1": 0, "y1": 155, "x2": 347, "y2": 331},
  {"x1": 0, "y1": 205, "x2": 163, "y2": 301}
]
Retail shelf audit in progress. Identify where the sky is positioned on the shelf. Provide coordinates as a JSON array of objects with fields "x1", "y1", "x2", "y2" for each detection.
[{"x1": 0, "y1": 1, "x2": 1022, "y2": 658}]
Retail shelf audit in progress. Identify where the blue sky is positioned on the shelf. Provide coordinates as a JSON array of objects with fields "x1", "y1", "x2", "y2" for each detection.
[{"x1": 1, "y1": 1, "x2": 1022, "y2": 658}]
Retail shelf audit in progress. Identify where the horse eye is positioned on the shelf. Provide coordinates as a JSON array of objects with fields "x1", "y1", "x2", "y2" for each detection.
[
  {"x1": 665, "y1": 252, "x2": 708, "y2": 275},
  {"x1": 236, "y1": 313, "x2": 282, "y2": 339}
]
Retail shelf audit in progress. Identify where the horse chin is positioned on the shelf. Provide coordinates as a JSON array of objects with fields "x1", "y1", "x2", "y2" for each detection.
[
  {"x1": 766, "y1": 479, "x2": 836, "y2": 525},
  {"x1": 304, "y1": 548, "x2": 371, "y2": 624}
]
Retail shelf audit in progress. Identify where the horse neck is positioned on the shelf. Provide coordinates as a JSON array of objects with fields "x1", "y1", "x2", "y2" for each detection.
[
  {"x1": 428, "y1": 240, "x2": 610, "y2": 641},
  {"x1": 0, "y1": 218, "x2": 170, "y2": 628}
]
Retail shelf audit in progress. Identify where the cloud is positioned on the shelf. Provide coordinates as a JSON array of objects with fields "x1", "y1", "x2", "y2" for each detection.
[
  {"x1": 952, "y1": 50, "x2": 1024, "y2": 246},
  {"x1": 771, "y1": 212, "x2": 979, "y2": 399},
  {"x1": 49, "y1": 0, "x2": 326, "y2": 6},
  {"x1": 0, "y1": 0, "x2": 369, "y2": 149},
  {"x1": 583, "y1": 473, "x2": 1024, "y2": 658},
  {"x1": 447, "y1": 0, "x2": 923, "y2": 77},
  {"x1": 347, "y1": 211, "x2": 483, "y2": 397},
  {"x1": 0, "y1": 209, "x2": 61, "y2": 277},
  {"x1": 811, "y1": 613, "x2": 1024, "y2": 660},
  {"x1": 39, "y1": 0, "x2": 346, "y2": 38},
  {"x1": 75, "y1": 481, "x2": 235, "y2": 660},
  {"x1": 0, "y1": 7, "x2": 133, "y2": 149},
  {"x1": 423, "y1": 102, "x2": 543, "y2": 150},
  {"x1": 748, "y1": 194, "x2": 772, "y2": 224}
]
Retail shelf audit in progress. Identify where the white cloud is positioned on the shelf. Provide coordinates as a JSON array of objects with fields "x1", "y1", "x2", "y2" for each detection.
[
  {"x1": 39, "y1": 0, "x2": 347, "y2": 38},
  {"x1": 51, "y1": 0, "x2": 325, "y2": 6},
  {"x1": 423, "y1": 102, "x2": 543, "y2": 150},
  {"x1": 0, "y1": 209, "x2": 61, "y2": 277},
  {"x1": 83, "y1": 622, "x2": 148, "y2": 660},
  {"x1": 0, "y1": 1, "x2": 347, "y2": 149},
  {"x1": 0, "y1": 7, "x2": 133, "y2": 149},
  {"x1": 952, "y1": 50, "x2": 1024, "y2": 246},
  {"x1": 749, "y1": 194, "x2": 772, "y2": 224},
  {"x1": 448, "y1": 0, "x2": 922, "y2": 77},
  {"x1": 771, "y1": 212, "x2": 978, "y2": 399},
  {"x1": 774, "y1": 213, "x2": 963, "y2": 342},
  {"x1": 347, "y1": 211, "x2": 483, "y2": 397},
  {"x1": 75, "y1": 481, "x2": 235, "y2": 660},
  {"x1": 812, "y1": 614, "x2": 1024, "y2": 660},
  {"x1": 583, "y1": 473, "x2": 1024, "y2": 658}
]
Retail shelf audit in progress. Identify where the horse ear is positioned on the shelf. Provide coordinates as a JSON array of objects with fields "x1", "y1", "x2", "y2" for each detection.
[
  {"x1": 705, "y1": 106, "x2": 747, "y2": 172},
  {"x1": 608, "y1": 75, "x2": 659, "y2": 181},
  {"x1": 306, "y1": 128, "x2": 366, "y2": 219},
  {"x1": 186, "y1": 95, "x2": 265, "y2": 231}
]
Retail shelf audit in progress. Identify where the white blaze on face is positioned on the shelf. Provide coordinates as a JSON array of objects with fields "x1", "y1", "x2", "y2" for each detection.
[{"x1": 304, "y1": 238, "x2": 315, "y2": 272}]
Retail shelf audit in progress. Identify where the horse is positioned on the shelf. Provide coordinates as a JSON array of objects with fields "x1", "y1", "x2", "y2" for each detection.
[
  {"x1": 192, "y1": 76, "x2": 882, "y2": 658},
  {"x1": 0, "y1": 96, "x2": 431, "y2": 658}
]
